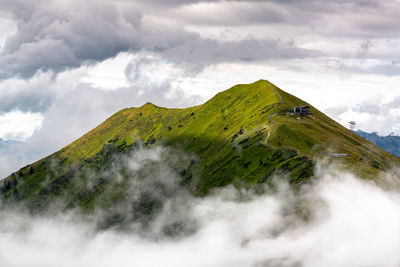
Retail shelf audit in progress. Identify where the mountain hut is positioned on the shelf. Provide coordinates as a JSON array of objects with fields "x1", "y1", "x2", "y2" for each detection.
[{"x1": 293, "y1": 105, "x2": 311, "y2": 117}]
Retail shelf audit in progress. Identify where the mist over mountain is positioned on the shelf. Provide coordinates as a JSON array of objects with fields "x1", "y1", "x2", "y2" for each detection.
[
  {"x1": 2, "y1": 80, "x2": 398, "y2": 213},
  {"x1": 2, "y1": 0, "x2": 400, "y2": 265},
  {"x1": 1, "y1": 80, "x2": 400, "y2": 266},
  {"x1": 2, "y1": 148, "x2": 400, "y2": 267}
]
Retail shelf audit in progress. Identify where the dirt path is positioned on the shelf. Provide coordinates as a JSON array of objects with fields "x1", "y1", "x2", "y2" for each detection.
[
  {"x1": 264, "y1": 115, "x2": 273, "y2": 145},
  {"x1": 266, "y1": 82, "x2": 283, "y2": 104},
  {"x1": 264, "y1": 82, "x2": 283, "y2": 145}
]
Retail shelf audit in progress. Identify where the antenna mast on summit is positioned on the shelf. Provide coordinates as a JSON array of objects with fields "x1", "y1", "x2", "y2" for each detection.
[{"x1": 348, "y1": 121, "x2": 356, "y2": 130}]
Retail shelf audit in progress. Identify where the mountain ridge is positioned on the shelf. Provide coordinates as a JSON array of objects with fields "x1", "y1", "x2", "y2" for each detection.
[{"x1": 1, "y1": 80, "x2": 399, "y2": 216}]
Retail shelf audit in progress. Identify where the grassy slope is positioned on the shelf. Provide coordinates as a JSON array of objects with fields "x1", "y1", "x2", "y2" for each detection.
[
  {"x1": 1, "y1": 80, "x2": 399, "y2": 212},
  {"x1": 269, "y1": 86, "x2": 396, "y2": 177}
]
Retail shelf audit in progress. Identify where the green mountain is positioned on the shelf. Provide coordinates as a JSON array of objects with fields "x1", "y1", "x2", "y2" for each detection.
[{"x1": 1, "y1": 80, "x2": 399, "y2": 219}]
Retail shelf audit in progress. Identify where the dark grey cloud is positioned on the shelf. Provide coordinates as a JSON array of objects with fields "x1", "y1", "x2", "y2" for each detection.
[
  {"x1": 152, "y1": 0, "x2": 400, "y2": 38},
  {"x1": 356, "y1": 40, "x2": 374, "y2": 59},
  {"x1": 3, "y1": 0, "x2": 398, "y2": 81},
  {"x1": 0, "y1": 0, "x2": 322, "y2": 80},
  {"x1": 169, "y1": 2, "x2": 289, "y2": 26},
  {"x1": 161, "y1": 37, "x2": 321, "y2": 73},
  {"x1": 336, "y1": 60, "x2": 400, "y2": 77},
  {"x1": 137, "y1": 0, "x2": 381, "y2": 8},
  {"x1": 0, "y1": 1, "x2": 143, "y2": 79}
]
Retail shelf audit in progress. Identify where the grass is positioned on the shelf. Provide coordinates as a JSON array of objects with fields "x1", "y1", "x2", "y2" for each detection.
[{"x1": 1, "y1": 80, "x2": 399, "y2": 212}]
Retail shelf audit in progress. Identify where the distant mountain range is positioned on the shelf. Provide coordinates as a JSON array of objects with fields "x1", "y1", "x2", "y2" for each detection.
[{"x1": 355, "y1": 130, "x2": 400, "y2": 157}]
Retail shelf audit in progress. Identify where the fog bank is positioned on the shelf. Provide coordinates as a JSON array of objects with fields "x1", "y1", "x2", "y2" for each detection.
[{"x1": 1, "y1": 165, "x2": 400, "y2": 266}]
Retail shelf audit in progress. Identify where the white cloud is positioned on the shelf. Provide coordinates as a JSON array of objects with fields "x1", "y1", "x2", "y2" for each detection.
[
  {"x1": 324, "y1": 93, "x2": 400, "y2": 135},
  {"x1": 80, "y1": 52, "x2": 134, "y2": 90},
  {"x1": 0, "y1": 110, "x2": 43, "y2": 141},
  {"x1": 0, "y1": 15, "x2": 16, "y2": 50},
  {"x1": 2, "y1": 165, "x2": 400, "y2": 266}
]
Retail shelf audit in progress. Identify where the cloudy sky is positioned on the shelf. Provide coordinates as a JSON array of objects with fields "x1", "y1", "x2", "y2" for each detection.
[{"x1": 0, "y1": 0, "x2": 400, "y2": 175}]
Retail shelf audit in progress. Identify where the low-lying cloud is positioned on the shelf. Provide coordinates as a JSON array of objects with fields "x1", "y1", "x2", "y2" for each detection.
[{"x1": 1, "y1": 146, "x2": 400, "y2": 266}]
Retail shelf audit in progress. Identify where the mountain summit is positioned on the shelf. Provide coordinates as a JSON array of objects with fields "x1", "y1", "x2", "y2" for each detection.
[{"x1": 1, "y1": 80, "x2": 399, "y2": 215}]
